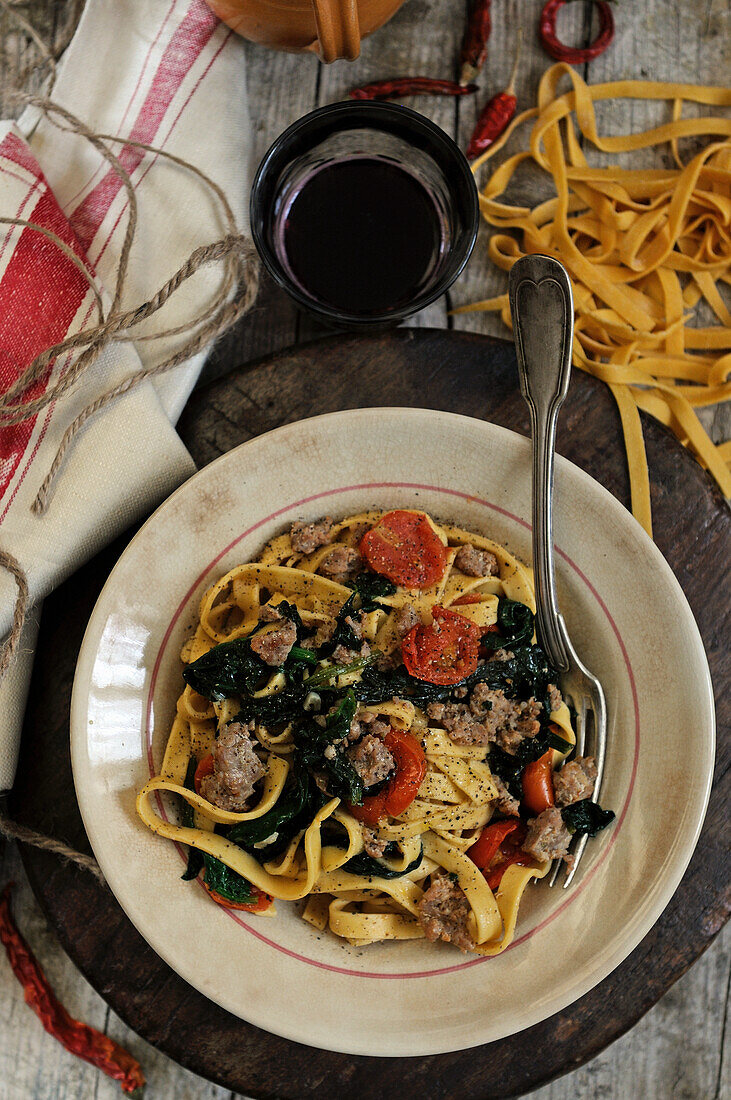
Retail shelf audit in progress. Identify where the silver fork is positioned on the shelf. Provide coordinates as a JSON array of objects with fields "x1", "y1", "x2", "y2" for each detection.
[{"x1": 509, "y1": 254, "x2": 608, "y2": 888}]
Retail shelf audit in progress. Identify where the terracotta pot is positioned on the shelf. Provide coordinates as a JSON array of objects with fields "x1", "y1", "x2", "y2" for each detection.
[{"x1": 203, "y1": 0, "x2": 406, "y2": 62}]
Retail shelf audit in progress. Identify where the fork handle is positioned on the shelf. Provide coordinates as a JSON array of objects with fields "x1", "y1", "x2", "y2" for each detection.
[{"x1": 509, "y1": 254, "x2": 574, "y2": 672}]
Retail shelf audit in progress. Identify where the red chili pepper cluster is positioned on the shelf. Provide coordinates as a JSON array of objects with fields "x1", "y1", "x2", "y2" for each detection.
[
  {"x1": 0, "y1": 884, "x2": 145, "y2": 1095},
  {"x1": 348, "y1": 0, "x2": 616, "y2": 162},
  {"x1": 540, "y1": 0, "x2": 615, "y2": 63}
]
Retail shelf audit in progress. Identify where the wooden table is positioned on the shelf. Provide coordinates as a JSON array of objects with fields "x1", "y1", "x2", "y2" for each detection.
[{"x1": 0, "y1": 3, "x2": 729, "y2": 1099}]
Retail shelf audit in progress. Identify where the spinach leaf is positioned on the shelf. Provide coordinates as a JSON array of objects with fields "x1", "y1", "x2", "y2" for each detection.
[
  {"x1": 470, "y1": 644, "x2": 555, "y2": 699},
  {"x1": 353, "y1": 572, "x2": 397, "y2": 606},
  {"x1": 323, "y1": 573, "x2": 396, "y2": 657},
  {"x1": 180, "y1": 757, "x2": 204, "y2": 881},
  {"x1": 283, "y1": 645, "x2": 319, "y2": 686},
  {"x1": 234, "y1": 686, "x2": 307, "y2": 724},
  {"x1": 561, "y1": 799, "x2": 615, "y2": 837},
  {"x1": 227, "y1": 766, "x2": 314, "y2": 855},
  {"x1": 327, "y1": 689, "x2": 359, "y2": 740},
  {"x1": 184, "y1": 634, "x2": 268, "y2": 700},
  {"x1": 294, "y1": 690, "x2": 365, "y2": 805},
  {"x1": 325, "y1": 592, "x2": 361, "y2": 654},
  {"x1": 343, "y1": 845, "x2": 423, "y2": 880},
  {"x1": 355, "y1": 643, "x2": 557, "y2": 708},
  {"x1": 354, "y1": 664, "x2": 451, "y2": 706},
  {"x1": 482, "y1": 598, "x2": 535, "y2": 651},
  {"x1": 202, "y1": 853, "x2": 256, "y2": 903}
]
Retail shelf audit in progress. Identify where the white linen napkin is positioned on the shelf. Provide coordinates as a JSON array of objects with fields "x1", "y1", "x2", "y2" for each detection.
[{"x1": 0, "y1": 0, "x2": 253, "y2": 790}]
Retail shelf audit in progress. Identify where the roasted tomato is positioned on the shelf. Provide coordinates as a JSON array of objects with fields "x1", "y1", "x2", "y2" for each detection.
[
  {"x1": 348, "y1": 728, "x2": 427, "y2": 826},
  {"x1": 521, "y1": 749, "x2": 555, "y2": 815},
  {"x1": 468, "y1": 820, "x2": 532, "y2": 891},
  {"x1": 359, "y1": 510, "x2": 448, "y2": 589},
  {"x1": 402, "y1": 606, "x2": 482, "y2": 685},
  {"x1": 203, "y1": 882, "x2": 273, "y2": 912}
]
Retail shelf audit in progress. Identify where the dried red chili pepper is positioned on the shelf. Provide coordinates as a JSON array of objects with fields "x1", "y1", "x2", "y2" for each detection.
[
  {"x1": 466, "y1": 35, "x2": 522, "y2": 161},
  {"x1": 349, "y1": 77, "x2": 477, "y2": 102},
  {"x1": 459, "y1": 0, "x2": 492, "y2": 86},
  {"x1": 0, "y1": 884, "x2": 145, "y2": 1095},
  {"x1": 539, "y1": 0, "x2": 615, "y2": 63}
]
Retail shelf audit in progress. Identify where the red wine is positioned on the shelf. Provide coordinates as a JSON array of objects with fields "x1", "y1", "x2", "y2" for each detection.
[{"x1": 278, "y1": 157, "x2": 444, "y2": 316}]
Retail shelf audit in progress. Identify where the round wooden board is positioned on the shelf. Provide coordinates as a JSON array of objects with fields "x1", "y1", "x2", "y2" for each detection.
[{"x1": 12, "y1": 330, "x2": 729, "y2": 1099}]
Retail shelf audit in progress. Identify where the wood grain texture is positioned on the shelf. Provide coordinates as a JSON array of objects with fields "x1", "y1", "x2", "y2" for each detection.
[{"x1": 7, "y1": 330, "x2": 730, "y2": 1100}]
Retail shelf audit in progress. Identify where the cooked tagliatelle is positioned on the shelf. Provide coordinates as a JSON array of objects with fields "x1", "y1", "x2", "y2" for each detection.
[
  {"x1": 137, "y1": 509, "x2": 614, "y2": 954},
  {"x1": 456, "y1": 64, "x2": 731, "y2": 538}
]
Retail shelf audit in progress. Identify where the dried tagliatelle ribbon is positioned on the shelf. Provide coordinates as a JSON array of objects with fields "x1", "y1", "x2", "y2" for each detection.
[{"x1": 455, "y1": 63, "x2": 731, "y2": 536}]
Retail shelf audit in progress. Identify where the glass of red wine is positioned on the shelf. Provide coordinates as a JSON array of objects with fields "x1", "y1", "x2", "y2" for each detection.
[{"x1": 250, "y1": 102, "x2": 479, "y2": 327}]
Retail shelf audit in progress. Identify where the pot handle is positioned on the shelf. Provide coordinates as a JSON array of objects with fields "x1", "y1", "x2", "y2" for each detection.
[{"x1": 311, "y1": 0, "x2": 361, "y2": 62}]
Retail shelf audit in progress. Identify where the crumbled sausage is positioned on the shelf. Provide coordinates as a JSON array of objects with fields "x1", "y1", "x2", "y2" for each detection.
[
  {"x1": 330, "y1": 610, "x2": 371, "y2": 663},
  {"x1": 290, "y1": 516, "x2": 333, "y2": 554},
  {"x1": 346, "y1": 733, "x2": 395, "y2": 787},
  {"x1": 259, "y1": 602, "x2": 282, "y2": 622},
  {"x1": 522, "y1": 806, "x2": 572, "y2": 862},
  {"x1": 554, "y1": 756, "x2": 597, "y2": 807},
  {"x1": 199, "y1": 721, "x2": 265, "y2": 812},
  {"x1": 418, "y1": 872, "x2": 475, "y2": 952},
  {"x1": 319, "y1": 546, "x2": 362, "y2": 584},
  {"x1": 332, "y1": 640, "x2": 371, "y2": 663},
  {"x1": 547, "y1": 682, "x2": 563, "y2": 712},
  {"x1": 488, "y1": 648, "x2": 515, "y2": 663},
  {"x1": 492, "y1": 775, "x2": 521, "y2": 817},
  {"x1": 249, "y1": 619, "x2": 297, "y2": 666},
  {"x1": 470, "y1": 684, "x2": 542, "y2": 753},
  {"x1": 454, "y1": 544, "x2": 499, "y2": 577},
  {"x1": 349, "y1": 710, "x2": 391, "y2": 742},
  {"x1": 394, "y1": 604, "x2": 420, "y2": 637},
  {"x1": 426, "y1": 701, "x2": 491, "y2": 746},
  {"x1": 361, "y1": 826, "x2": 389, "y2": 859},
  {"x1": 344, "y1": 613, "x2": 365, "y2": 639}
]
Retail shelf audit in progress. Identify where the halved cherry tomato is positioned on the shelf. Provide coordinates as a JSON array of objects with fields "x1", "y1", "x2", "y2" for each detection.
[
  {"x1": 203, "y1": 881, "x2": 273, "y2": 912},
  {"x1": 521, "y1": 749, "x2": 555, "y2": 815},
  {"x1": 194, "y1": 753, "x2": 214, "y2": 793},
  {"x1": 359, "y1": 510, "x2": 448, "y2": 589},
  {"x1": 452, "y1": 593, "x2": 482, "y2": 605},
  {"x1": 467, "y1": 820, "x2": 519, "y2": 870},
  {"x1": 468, "y1": 819, "x2": 532, "y2": 891},
  {"x1": 348, "y1": 728, "x2": 427, "y2": 827},
  {"x1": 402, "y1": 606, "x2": 481, "y2": 685},
  {"x1": 486, "y1": 846, "x2": 532, "y2": 891}
]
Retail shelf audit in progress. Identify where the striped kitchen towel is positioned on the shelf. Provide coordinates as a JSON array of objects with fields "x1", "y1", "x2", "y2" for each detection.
[{"x1": 0, "y1": 0, "x2": 254, "y2": 789}]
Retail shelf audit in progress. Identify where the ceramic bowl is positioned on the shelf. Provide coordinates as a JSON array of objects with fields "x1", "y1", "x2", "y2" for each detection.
[{"x1": 70, "y1": 408, "x2": 714, "y2": 1056}]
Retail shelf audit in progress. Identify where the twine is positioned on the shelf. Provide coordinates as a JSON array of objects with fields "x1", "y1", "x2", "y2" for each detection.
[
  {"x1": 0, "y1": 805, "x2": 106, "y2": 884},
  {"x1": 0, "y1": 7, "x2": 261, "y2": 880}
]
